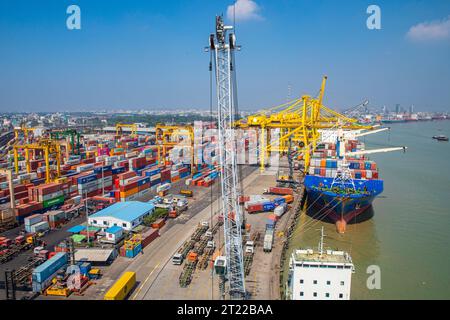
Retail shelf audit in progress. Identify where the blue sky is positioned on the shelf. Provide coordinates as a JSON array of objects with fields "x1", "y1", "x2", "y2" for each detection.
[{"x1": 0, "y1": 0, "x2": 449, "y2": 112}]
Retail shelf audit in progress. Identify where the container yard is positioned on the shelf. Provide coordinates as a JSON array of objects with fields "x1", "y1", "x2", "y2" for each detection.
[
  {"x1": 0, "y1": 19, "x2": 399, "y2": 301},
  {"x1": 3, "y1": 1, "x2": 447, "y2": 304}
]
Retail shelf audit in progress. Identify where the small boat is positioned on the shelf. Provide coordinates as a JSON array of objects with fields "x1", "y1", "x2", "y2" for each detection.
[{"x1": 432, "y1": 135, "x2": 449, "y2": 141}]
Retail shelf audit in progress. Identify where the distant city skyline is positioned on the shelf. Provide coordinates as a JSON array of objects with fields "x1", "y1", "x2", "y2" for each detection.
[{"x1": 0, "y1": 0, "x2": 449, "y2": 112}]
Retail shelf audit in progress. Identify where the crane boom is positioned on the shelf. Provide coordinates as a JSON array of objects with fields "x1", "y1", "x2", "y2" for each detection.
[
  {"x1": 209, "y1": 16, "x2": 246, "y2": 299},
  {"x1": 354, "y1": 127, "x2": 389, "y2": 138},
  {"x1": 346, "y1": 146, "x2": 407, "y2": 157}
]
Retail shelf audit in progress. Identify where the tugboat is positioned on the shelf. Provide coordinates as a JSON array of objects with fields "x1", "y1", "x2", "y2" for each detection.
[{"x1": 432, "y1": 135, "x2": 449, "y2": 142}]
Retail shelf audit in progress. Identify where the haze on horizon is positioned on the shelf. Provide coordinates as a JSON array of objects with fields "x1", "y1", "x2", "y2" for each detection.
[{"x1": 0, "y1": 0, "x2": 449, "y2": 113}]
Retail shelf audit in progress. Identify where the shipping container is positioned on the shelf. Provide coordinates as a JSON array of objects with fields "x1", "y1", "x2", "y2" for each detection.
[
  {"x1": 32, "y1": 252, "x2": 68, "y2": 285},
  {"x1": 104, "y1": 271, "x2": 136, "y2": 300}
]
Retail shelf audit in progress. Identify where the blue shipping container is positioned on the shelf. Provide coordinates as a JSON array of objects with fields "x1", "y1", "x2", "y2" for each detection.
[
  {"x1": 274, "y1": 197, "x2": 286, "y2": 206},
  {"x1": 150, "y1": 179, "x2": 161, "y2": 187},
  {"x1": 94, "y1": 165, "x2": 112, "y2": 174},
  {"x1": 112, "y1": 166, "x2": 126, "y2": 175},
  {"x1": 32, "y1": 252, "x2": 68, "y2": 284},
  {"x1": 263, "y1": 202, "x2": 276, "y2": 212},
  {"x1": 78, "y1": 174, "x2": 97, "y2": 185}
]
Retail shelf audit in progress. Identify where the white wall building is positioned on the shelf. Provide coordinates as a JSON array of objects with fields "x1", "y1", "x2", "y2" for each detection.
[{"x1": 287, "y1": 248, "x2": 354, "y2": 300}]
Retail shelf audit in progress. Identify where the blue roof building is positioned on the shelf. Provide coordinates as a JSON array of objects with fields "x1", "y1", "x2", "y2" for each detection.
[
  {"x1": 68, "y1": 225, "x2": 86, "y2": 233},
  {"x1": 88, "y1": 201, "x2": 155, "y2": 231}
]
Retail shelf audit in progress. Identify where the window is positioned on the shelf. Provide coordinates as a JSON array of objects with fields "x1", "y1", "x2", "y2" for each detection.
[
  {"x1": 313, "y1": 292, "x2": 317, "y2": 297},
  {"x1": 103, "y1": 221, "x2": 108, "y2": 225},
  {"x1": 300, "y1": 279, "x2": 304, "y2": 284},
  {"x1": 340, "y1": 281, "x2": 345, "y2": 286},
  {"x1": 93, "y1": 220, "x2": 97, "y2": 224},
  {"x1": 327, "y1": 281, "x2": 331, "y2": 285},
  {"x1": 313, "y1": 280, "x2": 318, "y2": 285},
  {"x1": 300, "y1": 292, "x2": 304, "y2": 297},
  {"x1": 325, "y1": 293, "x2": 330, "y2": 298},
  {"x1": 339, "y1": 293, "x2": 343, "y2": 299},
  {"x1": 122, "y1": 223, "x2": 127, "y2": 228}
]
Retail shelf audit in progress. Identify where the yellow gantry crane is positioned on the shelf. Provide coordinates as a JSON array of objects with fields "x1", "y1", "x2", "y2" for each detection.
[
  {"x1": 14, "y1": 124, "x2": 36, "y2": 143},
  {"x1": 13, "y1": 139, "x2": 62, "y2": 183},
  {"x1": 115, "y1": 123, "x2": 138, "y2": 137},
  {"x1": 235, "y1": 76, "x2": 374, "y2": 172},
  {"x1": 155, "y1": 124, "x2": 195, "y2": 171}
]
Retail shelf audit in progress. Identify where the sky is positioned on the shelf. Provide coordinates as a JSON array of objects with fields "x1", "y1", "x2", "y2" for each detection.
[{"x1": 0, "y1": 0, "x2": 449, "y2": 112}]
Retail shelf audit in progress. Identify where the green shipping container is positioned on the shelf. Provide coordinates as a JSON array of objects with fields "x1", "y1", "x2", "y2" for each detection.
[{"x1": 43, "y1": 195, "x2": 65, "y2": 209}]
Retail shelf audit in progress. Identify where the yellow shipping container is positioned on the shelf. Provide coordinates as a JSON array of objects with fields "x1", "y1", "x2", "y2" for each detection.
[
  {"x1": 104, "y1": 271, "x2": 136, "y2": 300},
  {"x1": 119, "y1": 187, "x2": 138, "y2": 198}
]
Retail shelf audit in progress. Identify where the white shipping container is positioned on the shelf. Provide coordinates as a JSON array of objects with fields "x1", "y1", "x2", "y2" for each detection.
[
  {"x1": 150, "y1": 173, "x2": 161, "y2": 181},
  {"x1": 274, "y1": 204, "x2": 288, "y2": 217},
  {"x1": 40, "y1": 190, "x2": 64, "y2": 202},
  {"x1": 30, "y1": 221, "x2": 50, "y2": 233},
  {"x1": 72, "y1": 195, "x2": 82, "y2": 205},
  {"x1": 24, "y1": 214, "x2": 43, "y2": 226}
]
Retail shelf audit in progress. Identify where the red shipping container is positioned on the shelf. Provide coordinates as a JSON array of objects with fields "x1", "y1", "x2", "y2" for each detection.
[
  {"x1": 247, "y1": 204, "x2": 263, "y2": 213},
  {"x1": 141, "y1": 228, "x2": 159, "y2": 248},
  {"x1": 151, "y1": 219, "x2": 165, "y2": 229},
  {"x1": 119, "y1": 181, "x2": 138, "y2": 192},
  {"x1": 269, "y1": 187, "x2": 294, "y2": 196}
]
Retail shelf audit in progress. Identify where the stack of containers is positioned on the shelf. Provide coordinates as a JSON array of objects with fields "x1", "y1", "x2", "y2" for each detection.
[
  {"x1": 14, "y1": 202, "x2": 43, "y2": 223},
  {"x1": 130, "y1": 157, "x2": 147, "y2": 171},
  {"x1": 24, "y1": 214, "x2": 44, "y2": 233},
  {"x1": 179, "y1": 165, "x2": 191, "y2": 179},
  {"x1": 32, "y1": 252, "x2": 68, "y2": 292},
  {"x1": 136, "y1": 176, "x2": 151, "y2": 198},
  {"x1": 42, "y1": 210, "x2": 66, "y2": 229},
  {"x1": 31, "y1": 183, "x2": 66, "y2": 209},
  {"x1": 144, "y1": 167, "x2": 162, "y2": 190},
  {"x1": 160, "y1": 168, "x2": 171, "y2": 184},
  {"x1": 77, "y1": 172, "x2": 99, "y2": 196},
  {"x1": 119, "y1": 178, "x2": 139, "y2": 202},
  {"x1": 170, "y1": 163, "x2": 182, "y2": 183},
  {"x1": 28, "y1": 220, "x2": 50, "y2": 233}
]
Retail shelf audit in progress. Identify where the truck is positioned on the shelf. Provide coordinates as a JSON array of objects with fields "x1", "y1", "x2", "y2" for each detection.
[
  {"x1": 172, "y1": 253, "x2": 184, "y2": 265},
  {"x1": 180, "y1": 189, "x2": 193, "y2": 197},
  {"x1": 263, "y1": 230, "x2": 274, "y2": 253},
  {"x1": 263, "y1": 187, "x2": 294, "y2": 196},
  {"x1": 245, "y1": 241, "x2": 255, "y2": 254}
]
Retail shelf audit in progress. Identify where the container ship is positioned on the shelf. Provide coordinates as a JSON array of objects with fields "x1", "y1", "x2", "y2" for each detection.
[{"x1": 304, "y1": 129, "x2": 405, "y2": 233}]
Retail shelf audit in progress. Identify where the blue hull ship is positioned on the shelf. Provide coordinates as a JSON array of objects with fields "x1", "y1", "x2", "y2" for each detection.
[{"x1": 304, "y1": 175, "x2": 384, "y2": 233}]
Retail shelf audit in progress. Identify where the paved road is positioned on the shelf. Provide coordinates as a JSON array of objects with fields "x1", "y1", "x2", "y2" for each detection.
[{"x1": 77, "y1": 165, "x2": 259, "y2": 300}]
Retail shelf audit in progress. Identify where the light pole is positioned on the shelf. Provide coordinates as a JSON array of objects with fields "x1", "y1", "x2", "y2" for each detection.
[
  {"x1": 101, "y1": 166, "x2": 105, "y2": 196},
  {"x1": 85, "y1": 190, "x2": 89, "y2": 246}
]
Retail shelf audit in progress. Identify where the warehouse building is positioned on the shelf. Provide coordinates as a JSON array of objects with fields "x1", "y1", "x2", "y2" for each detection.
[{"x1": 88, "y1": 201, "x2": 155, "y2": 231}]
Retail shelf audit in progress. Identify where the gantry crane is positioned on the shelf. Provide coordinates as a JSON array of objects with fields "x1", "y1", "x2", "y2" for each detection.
[
  {"x1": 208, "y1": 15, "x2": 246, "y2": 300},
  {"x1": 50, "y1": 129, "x2": 81, "y2": 155},
  {"x1": 115, "y1": 123, "x2": 138, "y2": 137},
  {"x1": 13, "y1": 124, "x2": 36, "y2": 143},
  {"x1": 235, "y1": 76, "x2": 375, "y2": 173},
  {"x1": 155, "y1": 124, "x2": 195, "y2": 172},
  {"x1": 13, "y1": 139, "x2": 61, "y2": 183}
]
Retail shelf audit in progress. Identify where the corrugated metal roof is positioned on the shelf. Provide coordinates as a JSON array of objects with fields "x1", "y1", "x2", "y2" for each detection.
[
  {"x1": 89, "y1": 201, "x2": 155, "y2": 223},
  {"x1": 105, "y1": 226, "x2": 123, "y2": 234},
  {"x1": 68, "y1": 225, "x2": 86, "y2": 233},
  {"x1": 74, "y1": 248, "x2": 115, "y2": 262}
]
